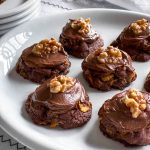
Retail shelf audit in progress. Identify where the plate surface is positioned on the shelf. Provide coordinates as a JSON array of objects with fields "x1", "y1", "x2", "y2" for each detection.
[
  {"x1": 0, "y1": 9, "x2": 39, "y2": 36},
  {"x1": 0, "y1": 0, "x2": 40, "y2": 24},
  {"x1": 0, "y1": 9, "x2": 150, "y2": 150},
  {"x1": 0, "y1": 5, "x2": 40, "y2": 31},
  {"x1": 0, "y1": 0, "x2": 36, "y2": 18}
]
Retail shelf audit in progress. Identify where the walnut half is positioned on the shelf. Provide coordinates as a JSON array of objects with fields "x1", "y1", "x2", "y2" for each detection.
[
  {"x1": 123, "y1": 88, "x2": 147, "y2": 118},
  {"x1": 49, "y1": 75, "x2": 75, "y2": 93}
]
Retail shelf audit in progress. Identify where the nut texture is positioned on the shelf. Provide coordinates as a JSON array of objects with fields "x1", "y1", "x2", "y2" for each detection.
[
  {"x1": 97, "y1": 46, "x2": 122, "y2": 64},
  {"x1": 130, "y1": 18, "x2": 148, "y2": 34},
  {"x1": 78, "y1": 101, "x2": 91, "y2": 113},
  {"x1": 101, "y1": 74, "x2": 114, "y2": 82},
  {"x1": 49, "y1": 120, "x2": 58, "y2": 128},
  {"x1": 123, "y1": 88, "x2": 147, "y2": 118},
  {"x1": 49, "y1": 75, "x2": 75, "y2": 93},
  {"x1": 70, "y1": 18, "x2": 91, "y2": 35},
  {"x1": 32, "y1": 38, "x2": 62, "y2": 56}
]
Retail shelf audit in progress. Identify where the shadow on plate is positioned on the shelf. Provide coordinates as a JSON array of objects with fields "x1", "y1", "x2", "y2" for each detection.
[{"x1": 7, "y1": 66, "x2": 38, "y2": 85}]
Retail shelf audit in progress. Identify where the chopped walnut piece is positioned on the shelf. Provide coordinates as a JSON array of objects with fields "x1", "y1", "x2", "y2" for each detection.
[
  {"x1": 130, "y1": 18, "x2": 148, "y2": 34},
  {"x1": 123, "y1": 88, "x2": 147, "y2": 118},
  {"x1": 49, "y1": 75, "x2": 75, "y2": 93},
  {"x1": 101, "y1": 74, "x2": 114, "y2": 82},
  {"x1": 108, "y1": 46, "x2": 122, "y2": 58},
  {"x1": 50, "y1": 120, "x2": 58, "y2": 128},
  {"x1": 97, "y1": 46, "x2": 122, "y2": 64},
  {"x1": 78, "y1": 101, "x2": 91, "y2": 113},
  {"x1": 32, "y1": 38, "x2": 62, "y2": 56},
  {"x1": 99, "y1": 52, "x2": 108, "y2": 58},
  {"x1": 70, "y1": 18, "x2": 91, "y2": 35}
]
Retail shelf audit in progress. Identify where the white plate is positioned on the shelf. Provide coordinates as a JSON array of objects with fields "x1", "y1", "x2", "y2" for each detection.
[
  {"x1": 0, "y1": 0, "x2": 40, "y2": 24},
  {"x1": 0, "y1": 7, "x2": 40, "y2": 35},
  {"x1": 0, "y1": 0, "x2": 36, "y2": 18},
  {"x1": 0, "y1": 6, "x2": 40, "y2": 31},
  {"x1": 0, "y1": 10, "x2": 39, "y2": 36},
  {"x1": 0, "y1": 9, "x2": 150, "y2": 150}
]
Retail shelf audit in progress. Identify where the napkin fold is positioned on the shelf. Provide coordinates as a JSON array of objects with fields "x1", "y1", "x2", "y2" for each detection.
[
  {"x1": 60, "y1": 0, "x2": 150, "y2": 13},
  {"x1": 106, "y1": 0, "x2": 150, "y2": 14}
]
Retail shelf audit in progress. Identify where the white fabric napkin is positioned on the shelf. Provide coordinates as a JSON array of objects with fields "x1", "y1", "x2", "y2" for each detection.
[
  {"x1": 62, "y1": 0, "x2": 150, "y2": 14},
  {"x1": 106, "y1": 0, "x2": 150, "y2": 14}
]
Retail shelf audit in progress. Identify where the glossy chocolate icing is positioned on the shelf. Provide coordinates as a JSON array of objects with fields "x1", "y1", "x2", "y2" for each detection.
[
  {"x1": 25, "y1": 78, "x2": 92, "y2": 128},
  {"x1": 83, "y1": 49, "x2": 132, "y2": 72},
  {"x1": 60, "y1": 20, "x2": 100, "y2": 42},
  {"x1": 59, "y1": 19, "x2": 104, "y2": 58},
  {"x1": 22, "y1": 45, "x2": 69, "y2": 68},
  {"x1": 82, "y1": 47, "x2": 136, "y2": 91},
  {"x1": 111, "y1": 22, "x2": 150, "y2": 61},
  {"x1": 99, "y1": 90, "x2": 150, "y2": 145},
  {"x1": 16, "y1": 42, "x2": 71, "y2": 83},
  {"x1": 30, "y1": 79, "x2": 88, "y2": 114}
]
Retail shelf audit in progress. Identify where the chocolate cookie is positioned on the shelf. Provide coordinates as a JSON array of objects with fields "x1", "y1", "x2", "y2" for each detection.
[
  {"x1": 144, "y1": 72, "x2": 150, "y2": 92},
  {"x1": 16, "y1": 38, "x2": 71, "y2": 83},
  {"x1": 59, "y1": 18, "x2": 104, "y2": 58},
  {"x1": 0, "y1": 0, "x2": 5, "y2": 4},
  {"x1": 82, "y1": 46, "x2": 137, "y2": 91},
  {"x1": 111, "y1": 18, "x2": 150, "y2": 62},
  {"x1": 25, "y1": 75, "x2": 92, "y2": 129},
  {"x1": 99, "y1": 88, "x2": 150, "y2": 146}
]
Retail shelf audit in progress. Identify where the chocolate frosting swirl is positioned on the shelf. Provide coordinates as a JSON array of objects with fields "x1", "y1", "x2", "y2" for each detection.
[
  {"x1": 61, "y1": 20, "x2": 99, "y2": 42},
  {"x1": 30, "y1": 79, "x2": 89, "y2": 114},
  {"x1": 83, "y1": 49, "x2": 132, "y2": 72},
  {"x1": 99, "y1": 90, "x2": 150, "y2": 131},
  {"x1": 21, "y1": 45, "x2": 69, "y2": 68},
  {"x1": 118, "y1": 26, "x2": 150, "y2": 50},
  {"x1": 111, "y1": 21, "x2": 150, "y2": 61}
]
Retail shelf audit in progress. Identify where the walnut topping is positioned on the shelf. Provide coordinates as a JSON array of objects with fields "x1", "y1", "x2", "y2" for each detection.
[
  {"x1": 70, "y1": 18, "x2": 91, "y2": 35},
  {"x1": 123, "y1": 88, "x2": 147, "y2": 118},
  {"x1": 32, "y1": 38, "x2": 62, "y2": 56},
  {"x1": 78, "y1": 101, "x2": 91, "y2": 113},
  {"x1": 97, "y1": 46, "x2": 122, "y2": 64},
  {"x1": 108, "y1": 46, "x2": 122, "y2": 58},
  {"x1": 49, "y1": 120, "x2": 58, "y2": 128},
  {"x1": 130, "y1": 18, "x2": 148, "y2": 34},
  {"x1": 49, "y1": 75, "x2": 75, "y2": 93}
]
